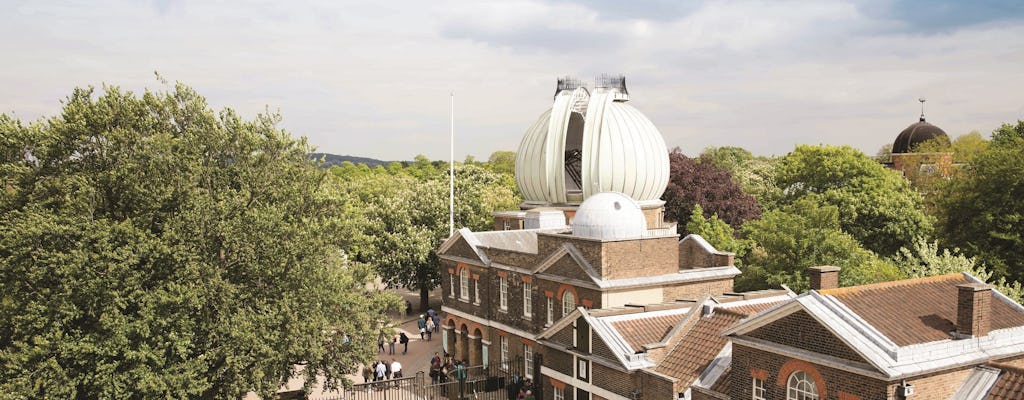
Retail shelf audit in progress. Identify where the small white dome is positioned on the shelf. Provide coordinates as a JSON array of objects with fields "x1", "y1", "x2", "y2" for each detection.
[{"x1": 572, "y1": 192, "x2": 646, "y2": 240}]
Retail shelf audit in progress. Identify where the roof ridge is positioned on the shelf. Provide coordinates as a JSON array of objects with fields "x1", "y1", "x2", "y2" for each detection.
[{"x1": 818, "y1": 273, "x2": 964, "y2": 296}]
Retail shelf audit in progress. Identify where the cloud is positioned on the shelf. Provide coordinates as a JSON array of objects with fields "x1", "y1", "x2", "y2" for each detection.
[{"x1": 1, "y1": 0, "x2": 1023, "y2": 161}]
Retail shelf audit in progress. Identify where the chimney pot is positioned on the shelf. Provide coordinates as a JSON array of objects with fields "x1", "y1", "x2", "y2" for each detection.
[
  {"x1": 957, "y1": 283, "x2": 992, "y2": 338},
  {"x1": 808, "y1": 266, "x2": 841, "y2": 291}
]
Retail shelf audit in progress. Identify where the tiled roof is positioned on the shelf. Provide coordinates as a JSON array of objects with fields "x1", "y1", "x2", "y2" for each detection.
[
  {"x1": 819, "y1": 274, "x2": 1024, "y2": 346},
  {"x1": 987, "y1": 363, "x2": 1024, "y2": 400},
  {"x1": 710, "y1": 366, "x2": 732, "y2": 394},
  {"x1": 610, "y1": 313, "x2": 686, "y2": 351},
  {"x1": 655, "y1": 302, "x2": 778, "y2": 386}
]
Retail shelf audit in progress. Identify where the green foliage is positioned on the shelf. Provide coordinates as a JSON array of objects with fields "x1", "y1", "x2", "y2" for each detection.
[
  {"x1": 686, "y1": 204, "x2": 744, "y2": 257},
  {"x1": 486, "y1": 150, "x2": 516, "y2": 174},
  {"x1": 331, "y1": 161, "x2": 520, "y2": 309},
  {"x1": 950, "y1": 131, "x2": 990, "y2": 163},
  {"x1": 775, "y1": 145, "x2": 932, "y2": 256},
  {"x1": 936, "y1": 121, "x2": 1024, "y2": 282},
  {"x1": 893, "y1": 238, "x2": 1024, "y2": 303},
  {"x1": 700, "y1": 146, "x2": 781, "y2": 210},
  {"x1": 0, "y1": 84, "x2": 397, "y2": 398},
  {"x1": 738, "y1": 198, "x2": 902, "y2": 292}
]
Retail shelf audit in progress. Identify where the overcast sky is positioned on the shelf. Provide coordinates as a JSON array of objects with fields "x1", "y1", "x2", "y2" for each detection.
[{"x1": 2, "y1": 0, "x2": 1023, "y2": 161}]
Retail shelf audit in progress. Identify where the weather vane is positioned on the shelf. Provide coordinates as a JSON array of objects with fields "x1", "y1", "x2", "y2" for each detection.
[{"x1": 918, "y1": 97, "x2": 926, "y2": 121}]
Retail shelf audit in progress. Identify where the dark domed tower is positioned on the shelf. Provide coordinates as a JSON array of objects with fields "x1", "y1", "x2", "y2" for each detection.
[{"x1": 887, "y1": 99, "x2": 955, "y2": 184}]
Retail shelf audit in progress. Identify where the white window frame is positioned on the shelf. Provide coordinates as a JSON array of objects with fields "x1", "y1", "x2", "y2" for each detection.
[
  {"x1": 503, "y1": 219, "x2": 511, "y2": 230},
  {"x1": 524, "y1": 344, "x2": 533, "y2": 379},
  {"x1": 562, "y1": 290, "x2": 576, "y2": 317},
  {"x1": 474, "y1": 277, "x2": 480, "y2": 305},
  {"x1": 449, "y1": 273, "x2": 455, "y2": 298},
  {"x1": 753, "y1": 377, "x2": 766, "y2": 400},
  {"x1": 523, "y1": 281, "x2": 533, "y2": 318},
  {"x1": 500, "y1": 336, "x2": 509, "y2": 371},
  {"x1": 459, "y1": 269, "x2": 469, "y2": 300},
  {"x1": 546, "y1": 297, "x2": 554, "y2": 325},
  {"x1": 499, "y1": 277, "x2": 509, "y2": 311},
  {"x1": 553, "y1": 386, "x2": 564, "y2": 400},
  {"x1": 786, "y1": 371, "x2": 818, "y2": 400}
]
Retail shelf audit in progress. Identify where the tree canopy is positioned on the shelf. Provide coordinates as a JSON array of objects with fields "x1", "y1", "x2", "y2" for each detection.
[
  {"x1": 936, "y1": 121, "x2": 1024, "y2": 282},
  {"x1": 662, "y1": 148, "x2": 762, "y2": 231},
  {"x1": 330, "y1": 159, "x2": 520, "y2": 310},
  {"x1": 774, "y1": 145, "x2": 932, "y2": 256},
  {"x1": 0, "y1": 84, "x2": 396, "y2": 398}
]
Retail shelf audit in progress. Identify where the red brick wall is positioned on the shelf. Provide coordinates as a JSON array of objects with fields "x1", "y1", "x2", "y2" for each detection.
[
  {"x1": 729, "y1": 344, "x2": 890, "y2": 399},
  {"x1": 746, "y1": 310, "x2": 869, "y2": 364},
  {"x1": 679, "y1": 237, "x2": 734, "y2": 269},
  {"x1": 662, "y1": 278, "x2": 734, "y2": 301},
  {"x1": 601, "y1": 236, "x2": 679, "y2": 279}
]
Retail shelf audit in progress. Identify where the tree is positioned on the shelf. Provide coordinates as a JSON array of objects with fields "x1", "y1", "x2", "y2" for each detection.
[
  {"x1": 950, "y1": 131, "x2": 990, "y2": 163},
  {"x1": 486, "y1": 150, "x2": 516, "y2": 175},
  {"x1": 738, "y1": 198, "x2": 902, "y2": 292},
  {"x1": 893, "y1": 238, "x2": 1024, "y2": 303},
  {"x1": 334, "y1": 163, "x2": 520, "y2": 310},
  {"x1": 0, "y1": 85, "x2": 397, "y2": 398},
  {"x1": 936, "y1": 121, "x2": 1024, "y2": 282},
  {"x1": 686, "y1": 204, "x2": 744, "y2": 257},
  {"x1": 774, "y1": 145, "x2": 932, "y2": 256},
  {"x1": 662, "y1": 149, "x2": 762, "y2": 231}
]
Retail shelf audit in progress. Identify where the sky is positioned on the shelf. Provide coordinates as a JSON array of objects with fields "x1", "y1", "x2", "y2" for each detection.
[{"x1": 2, "y1": 0, "x2": 1023, "y2": 162}]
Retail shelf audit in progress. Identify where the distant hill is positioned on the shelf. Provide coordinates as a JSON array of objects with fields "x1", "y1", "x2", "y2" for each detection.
[{"x1": 310, "y1": 153, "x2": 391, "y2": 168}]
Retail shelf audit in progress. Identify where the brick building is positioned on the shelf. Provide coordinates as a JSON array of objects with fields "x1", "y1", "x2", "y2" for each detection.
[{"x1": 439, "y1": 79, "x2": 1024, "y2": 399}]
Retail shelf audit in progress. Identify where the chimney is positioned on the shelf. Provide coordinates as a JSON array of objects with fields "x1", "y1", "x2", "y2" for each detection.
[
  {"x1": 808, "y1": 266, "x2": 841, "y2": 291},
  {"x1": 957, "y1": 283, "x2": 992, "y2": 338}
]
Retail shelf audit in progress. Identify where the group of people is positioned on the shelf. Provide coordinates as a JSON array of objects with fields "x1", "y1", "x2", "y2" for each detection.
[
  {"x1": 507, "y1": 375, "x2": 535, "y2": 400},
  {"x1": 364, "y1": 359, "x2": 404, "y2": 388},
  {"x1": 418, "y1": 310, "x2": 440, "y2": 341},
  {"x1": 378, "y1": 330, "x2": 411, "y2": 355}
]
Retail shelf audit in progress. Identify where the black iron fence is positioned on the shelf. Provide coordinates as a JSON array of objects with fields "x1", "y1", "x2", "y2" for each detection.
[{"x1": 313, "y1": 355, "x2": 542, "y2": 400}]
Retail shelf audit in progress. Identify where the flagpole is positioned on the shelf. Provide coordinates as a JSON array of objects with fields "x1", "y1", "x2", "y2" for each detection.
[{"x1": 449, "y1": 92, "x2": 455, "y2": 238}]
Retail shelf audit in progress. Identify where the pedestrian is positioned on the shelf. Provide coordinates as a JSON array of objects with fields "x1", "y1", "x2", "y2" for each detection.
[
  {"x1": 417, "y1": 315, "x2": 427, "y2": 340},
  {"x1": 362, "y1": 363, "x2": 372, "y2": 383},
  {"x1": 524, "y1": 390, "x2": 535, "y2": 400},
  {"x1": 375, "y1": 360, "x2": 386, "y2": 382},
  {"x1": 405, "y1": 300, "x2": 412, "y2": 316},
  {"x1": 432, "y1": 313, "x2": 441, "y2": 333},
  {"x1": 425, "y1": 318, "x2": 434, "y2": 341},
  {"x1": 388, "y1": 336, "x2": 396, "y2": 355},
  {"x1": 399, "y1": 332, "x2": 409, "y2": 355},
  {"x1": 391, "y1": 359, "x2": 403, "y2": 379},
  {"x1": 377, "y1": 332, "x2": 385, "y2": 353},
  {"x1": 429, "y1": 353, "x2": 442, "y2": 384}
]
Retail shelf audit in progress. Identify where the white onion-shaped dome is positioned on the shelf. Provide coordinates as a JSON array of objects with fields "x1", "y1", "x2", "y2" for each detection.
[
  {"x1": 572, "y1": 192, "x2": 646, "y2": 240},
  {"x1": 515, "y1": 85, "x2": 669, "y2": 206}
]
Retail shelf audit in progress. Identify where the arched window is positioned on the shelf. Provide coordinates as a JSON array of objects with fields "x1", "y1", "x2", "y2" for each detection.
[
  {"x1": 786, "y1": 371, "x2": 819, "y2": 400},
  {"x1": 459, "y1": 269, "x2": 469, "y2": 300},
  {"x1": 562, "y1": 290, "x2": 576, "y2": 317}
]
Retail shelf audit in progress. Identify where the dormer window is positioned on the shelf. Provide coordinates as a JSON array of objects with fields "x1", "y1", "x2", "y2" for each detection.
[{"x1": 786, "y1": 371, "x2": 818, "y2": 400}]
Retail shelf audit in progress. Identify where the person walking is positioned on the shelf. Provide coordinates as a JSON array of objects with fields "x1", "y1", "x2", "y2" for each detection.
[
  {"x1": 432, "y1": 313, "x2": 441, "y2": 333},
  {"x1": 425, "y1": 318, "x2": 434, "y2": 341},
  {"x1": 388, "y1": 336, "x2": 396, "y2": 355},
  {"x1": 374, "y1": 360, "x2": 386, "y2": 385},
  {"x1": 391, "y1": 359, "x2": 403, "y2": 379},
  {"x1": 399, "y1": 332, "x2": 409, "y2": 355},
  {"x1": 417, "y1": 315, "x2": 427, "y2": 340}
]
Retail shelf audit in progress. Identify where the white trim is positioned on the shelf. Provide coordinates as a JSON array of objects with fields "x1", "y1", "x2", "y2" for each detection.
[
  {"x1": 694, "y1": 343, "x2": 731, "y2": 389},
  {"x1": 541, "y1": 366, "x2": 631, "y2": 400}
]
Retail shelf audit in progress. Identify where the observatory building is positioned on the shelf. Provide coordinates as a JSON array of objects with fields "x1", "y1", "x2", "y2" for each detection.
[
  {"x1": 438, "y1": 79, "x2": 1024, "y2": 400},
  {"x1": 494, "y1": 75, "x2": 671, "y2": 231},
  {"x1": 885, "y1": 99, "x2": 956, "y2": 185}
]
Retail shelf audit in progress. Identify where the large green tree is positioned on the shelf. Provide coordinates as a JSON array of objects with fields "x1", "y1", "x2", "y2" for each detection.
[
  {"x1": 775, "y1": 145, "x2": 932, "y2": 256},
  {"x1": 0, "y1": 85, "x2": 396, "y2": 398},
  {"x1": 332, "y1": 161, "x2": 520, "y2": 310},
  {"x1": 936, "y1": 121, "x2": 1024, "y2": 281},
  {"x1": 739, "y1": 198, "x2": 902, "y2": 292}
]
